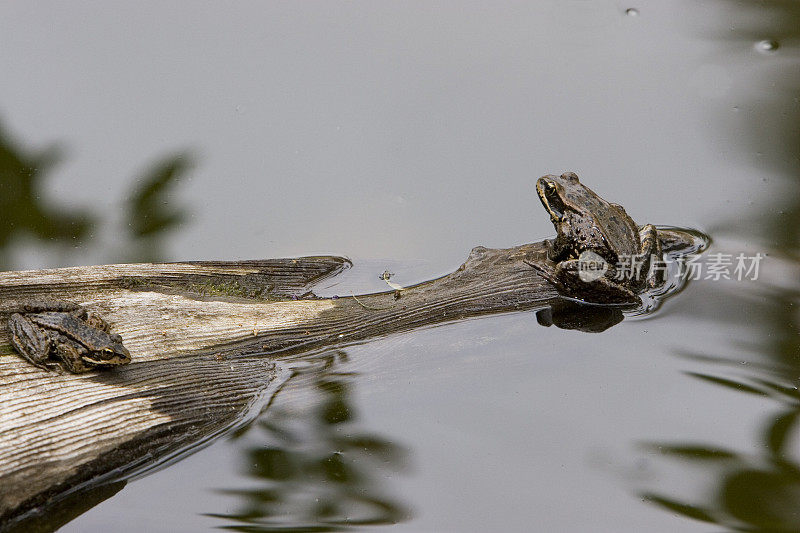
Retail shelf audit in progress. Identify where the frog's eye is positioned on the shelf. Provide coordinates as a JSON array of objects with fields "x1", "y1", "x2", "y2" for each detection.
[
  {"x1": 543, "y1": 181, "x2": 559, "y2": 198},
  {"x1": 561, "y1": 172, "x2": 580, "y2": 183},
  {"x1": 541, "y1": 183, "x2": 564, "y2": 217}
]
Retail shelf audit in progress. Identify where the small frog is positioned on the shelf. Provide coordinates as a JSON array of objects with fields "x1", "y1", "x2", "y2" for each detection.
[
  {"x1": 7, "y1": 299, "x2": 131, "y2": 373},
  {"x1": 530, "y1": 172, "x2": 662, "y2": 303}
]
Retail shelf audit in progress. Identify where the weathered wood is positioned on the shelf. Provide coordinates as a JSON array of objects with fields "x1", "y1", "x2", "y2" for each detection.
[
  {"x1": 0, "y1": 257, "x2": 351, "y2": 529},
  {"x1": 0, "y1": 231, "x2": 698, "y2": 529}
]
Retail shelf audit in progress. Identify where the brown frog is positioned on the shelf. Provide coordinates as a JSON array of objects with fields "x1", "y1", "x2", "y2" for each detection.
[
  {"x1": 529, "y1": 172, "x2": 662, "y2": 303},
  {"x1": 7, "y1": 299, "x2": 131, "y2": 373}
]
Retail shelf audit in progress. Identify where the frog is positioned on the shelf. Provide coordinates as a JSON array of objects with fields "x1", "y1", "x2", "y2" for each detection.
[
  {"x1": 7, "y1": 299, "x2": 131, "y2": 373},
  {"x1": 528, "y1": 172, "x2": 662, "y2": 303}
]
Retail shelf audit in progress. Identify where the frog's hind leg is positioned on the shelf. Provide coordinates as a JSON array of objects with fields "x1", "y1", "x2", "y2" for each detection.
[
  {"x1": 7, "y1": 313, "x2": 59, "y2": 371},
  {"x1": 556, "y1": 260, "x2": 640, "y2": 304},
  {"x1": 4, "y1": 298, "x2": 81, "y2": 314},
  {"x1": 637, "y1": 224, "x2": 664, "y2": 288}
]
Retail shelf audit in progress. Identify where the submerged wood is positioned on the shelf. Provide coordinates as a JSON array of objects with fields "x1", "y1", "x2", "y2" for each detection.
[{"x1": 0, "y1": 244, "x2": 564, "y2": 528}]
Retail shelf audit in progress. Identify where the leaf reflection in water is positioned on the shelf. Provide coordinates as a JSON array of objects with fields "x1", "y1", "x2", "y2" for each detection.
[
  {"x1": 208, "y1": 350, "x2": 412, "y2": 532},
  {"x1": 634, "y1": 1, "x2": 800, "y2": 529},
  {"x1": 0, "y1": 120, "x2": 93, "y2": 269},
  {"x1": 0, "y1": 118, "x2": 192, "y2": 269}
]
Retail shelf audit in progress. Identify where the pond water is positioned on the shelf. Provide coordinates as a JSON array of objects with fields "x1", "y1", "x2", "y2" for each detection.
[{"x1": 2, "y1": 1, "x2": 799, "y2": 531}]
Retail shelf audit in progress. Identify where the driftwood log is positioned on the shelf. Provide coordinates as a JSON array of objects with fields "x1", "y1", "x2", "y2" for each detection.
[{"x1": 0, "y1": 230, "x2": 698, "y2": 531}]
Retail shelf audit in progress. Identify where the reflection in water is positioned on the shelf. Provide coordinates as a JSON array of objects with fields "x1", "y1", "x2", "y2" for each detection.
[
  {"x1": 641, "y1": 370, "x2": 800, "y2": 530},
  {"x1": 638, "y1": 1, "x2": 800, "y2": 530},
  {"x1": 0, "y1": 121, "x2": 93, "y2": 269},
  {"x1": 124, "y1": 153, "x2": 192, "y2": 263},
  {"x1": 641, "y1": 284, "x2": 800, "y2": 530},
  {"x1": 536, "y1": 300, "x2": 625, "y2": 332},
  {"x1": 210, "y1": 351, "x2": 412, "y2": 531},
  {"x1": 0, "y1": 119, "x2": 192, "y2": 268}
]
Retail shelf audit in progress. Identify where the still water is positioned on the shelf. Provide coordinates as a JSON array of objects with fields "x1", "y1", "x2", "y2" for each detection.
[{"x1": 1, "y1": 1, "x2": 799, "y2": 531}]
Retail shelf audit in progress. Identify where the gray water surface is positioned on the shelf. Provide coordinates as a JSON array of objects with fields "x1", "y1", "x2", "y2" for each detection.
[{"x1": 1, "y1": 1, "x2": 798, "y2": 531}]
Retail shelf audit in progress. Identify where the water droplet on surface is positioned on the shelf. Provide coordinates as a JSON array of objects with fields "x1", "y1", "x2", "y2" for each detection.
[
  {"x1": 625, "y1": 8, "x2": 639, "y2": 16},
  {"x1": 755, "y1": 39, "x2": 779, "y2": 54}
]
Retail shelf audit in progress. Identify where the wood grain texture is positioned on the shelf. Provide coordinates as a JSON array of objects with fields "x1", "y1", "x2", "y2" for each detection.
[
  {"x1": 0, "y1": 257, "x2": 350, "y2": 528},
  {"x1": 0, "y1": 246, "x2": 561, "y2": 529}
]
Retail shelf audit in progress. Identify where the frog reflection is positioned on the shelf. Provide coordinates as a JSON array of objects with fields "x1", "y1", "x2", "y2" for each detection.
[{"x1": 536, "y1": 300, "x2": 626, "y2": 333}]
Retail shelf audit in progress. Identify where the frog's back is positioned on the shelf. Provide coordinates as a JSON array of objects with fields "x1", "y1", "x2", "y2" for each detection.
[
  {"x1": 602, "y1": 207, "x2": 641, "y2": 257},
  {"x1": 28, "y1": 312, "x2": 115, "y2": 351},
  {"x1": 565, "y1": 185, "x2": 640, "y2": 256}
]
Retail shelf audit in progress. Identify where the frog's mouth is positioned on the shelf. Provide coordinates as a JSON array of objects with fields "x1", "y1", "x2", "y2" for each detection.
[{"x1": 536, "y1": 178, "x2": 566, "y2": 222}]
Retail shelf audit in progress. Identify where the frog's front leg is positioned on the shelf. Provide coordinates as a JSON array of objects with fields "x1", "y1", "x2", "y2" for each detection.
[
  {"x1": 636, "y1": 224, "x2": 664, "y2": 288},
  {"x1": 555, "y1": 260, "x2": 640, "y2": 304},
  {"x1": 8, "y1": 313, "x2": 58, "y2": 370},
  {"x1": 53, "y1": 337, "x2": 94, "y2": 374},
  {"x1": 544, "y1": 235, "x2": 574, "y2": 262}
]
